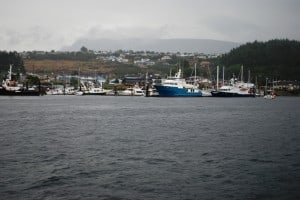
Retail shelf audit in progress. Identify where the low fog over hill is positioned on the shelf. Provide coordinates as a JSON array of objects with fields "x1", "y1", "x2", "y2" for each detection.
[{"x1": 62, "y1": 38, "x2": 240, "y2": 54}]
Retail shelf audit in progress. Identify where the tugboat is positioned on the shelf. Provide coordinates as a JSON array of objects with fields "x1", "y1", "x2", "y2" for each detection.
[{"x1": 0, "y1": 65, "x2": 42, "y2": 96}]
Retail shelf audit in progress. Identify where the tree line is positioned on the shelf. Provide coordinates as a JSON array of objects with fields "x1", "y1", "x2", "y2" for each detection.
[
  {"x1": 0, "y1": 51, "x2": 25, "y2": 75},
  {"x1": 219, "y1": 39, "x2": 300, "y2": 82}
]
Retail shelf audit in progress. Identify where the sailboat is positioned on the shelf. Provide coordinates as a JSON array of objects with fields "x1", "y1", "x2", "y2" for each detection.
[
  {"x1": 263, "y1": 78, "x2": 276, "y2": 99},
  {"x1": 211, "y1": 65, "x2": 256, "y2": 97}
]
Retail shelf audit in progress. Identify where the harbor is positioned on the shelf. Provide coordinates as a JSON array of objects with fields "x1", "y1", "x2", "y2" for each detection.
[
  {"x1": 1, "y1": 1, "x2": 300, "y2": 199},
  {"x1": 2, "y1": 63, "x2": 299, "y2": 98}
]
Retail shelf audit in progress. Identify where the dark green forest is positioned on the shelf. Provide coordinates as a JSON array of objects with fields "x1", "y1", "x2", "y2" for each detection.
[
  {"x1": 219, "y1": 39, "x2": 300, "y2": 82},
  {"x1": 0, "y1": 51, "x2": 25, "y2": 75}
]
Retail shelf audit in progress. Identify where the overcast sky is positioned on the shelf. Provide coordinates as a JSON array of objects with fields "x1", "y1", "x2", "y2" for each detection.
[{"x1": 1, "y1": 0, "x2": 299, "y2": 51}]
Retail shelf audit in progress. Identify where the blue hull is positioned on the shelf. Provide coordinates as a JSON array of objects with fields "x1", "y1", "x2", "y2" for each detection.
[
  {"x1": 211, "y1": 91, "x2": 255, "y2": 97},
  {"x1": 155, "y1": 85, "x2": 202, "y2": 97}
]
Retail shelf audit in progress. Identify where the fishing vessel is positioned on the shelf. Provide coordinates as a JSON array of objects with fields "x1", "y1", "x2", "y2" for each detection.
[
  {"x1": 211, "y1": 66, "x2": 255, "y2": 97},
  {"x1": 80, "y1": 80, "x2": 106, "y2": 95},
  {"x1": 154, "y1": 66, "x2": 202, "y2": 97},
  {"x1": 0, "y1": 65, "x2": 42, "y2": 96}
]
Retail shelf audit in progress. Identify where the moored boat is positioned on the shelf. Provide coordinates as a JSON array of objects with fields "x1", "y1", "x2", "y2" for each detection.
[
  {"x1": 263, "y1": 78, "x2": 276, "y2": 99},
  {"x1": 211, "y1": 83, "x2": 256, "y2": 97},
  {"x1": 264, "y1": 90, "x2": 276, "y2": 99},
  {"x1": 0, "y1": 65, "x2": 42, "y2": 96},
  {"x1": 118, "y1": 85, "x2": 144, "y2": 96},
  {"x1": 80, "y1": 80, "x2": 106, "y2": 95},
  {"x1": 154, "y1": 68, "x2": 202, "y2": 97},
  {"x1": 211, "y1": 65, "x2": 255, "y2": 97}
]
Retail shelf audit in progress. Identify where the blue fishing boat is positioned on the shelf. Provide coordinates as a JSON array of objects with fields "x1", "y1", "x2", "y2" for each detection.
[{"x1": 154, "y1": 68, "x2": 202, "y2": 97}]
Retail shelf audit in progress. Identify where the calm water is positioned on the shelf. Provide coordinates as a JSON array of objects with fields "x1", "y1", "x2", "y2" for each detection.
[{"x1": 0, "y1": 96, "x2": 299, "y2": 200}]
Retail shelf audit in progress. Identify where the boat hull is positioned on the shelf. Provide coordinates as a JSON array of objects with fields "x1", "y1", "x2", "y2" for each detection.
[
  {"x1": 211, "y1": 91, "x2": 255, "y2": 97},
  {"x1": 0, "y1": 88, "x2": 42, "y2": 96},
  {"x1": 82, "y1": 92, "x2": 106, "y2": 95},
  {"x1": 155, "y1": 85, "x2": 202, "y2": 97}
]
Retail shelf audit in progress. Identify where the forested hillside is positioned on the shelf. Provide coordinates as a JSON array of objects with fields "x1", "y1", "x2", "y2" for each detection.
[
  {"x1": 0, "y1": 51, "x2": 25, "y2": 75},
  {"x1": 219, "y1": 39, "x2": 300, "y2": 81}
]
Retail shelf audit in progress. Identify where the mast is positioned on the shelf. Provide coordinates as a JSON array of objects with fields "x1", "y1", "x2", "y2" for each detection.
[
  {"x1": 241, "y1": 65, "x2": 243, "y2": 82},
  {"x1": 255, "y1": 76, "x2": 258, "y2": 92},
  {"x1": 265, "y1": 77, "x2": 268, "y2": 95},
  {"x1": 194, "y1": 63, "x2": 197, "y2": 86},
  {"x1": 78, "y1": 68, "x2": 81, "y2": 91},
  {"x1": 248, "y1": 70, "x2": 250, "y2": 83},
  {"x1": 216, "y1": 65, "x2": 219, "y2": 90},
  {"x1": 9, "y1": 64, "x2": 12, "y2": 80},
  {"x1": 222, "y1": 66, "x2": 224, "y2": 86},
  {"x1": 145, "y1": 71, "x2": 149, "y2": 97}
]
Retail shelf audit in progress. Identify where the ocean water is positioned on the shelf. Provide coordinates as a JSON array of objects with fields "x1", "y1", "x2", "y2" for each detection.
[{"x1": 0, "y1": 96, "x2": 299, "y2": 200}]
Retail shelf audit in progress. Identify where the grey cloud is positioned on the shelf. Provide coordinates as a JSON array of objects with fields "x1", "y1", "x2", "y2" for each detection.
[
  {"x1": 1, "y1": 0, "x2": 300, "y2": 51},
  {"x1": 83, "y1": 25, "x2": 171, "y2": 40},
  {"x1": 201, "y1": 16, "x2": 263, "y2": 42}
]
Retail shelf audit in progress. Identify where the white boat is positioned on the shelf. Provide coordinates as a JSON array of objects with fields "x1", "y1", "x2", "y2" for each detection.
[
  {"x1": 46, "y1": 88, "x2": 64, "y2": 95},
  {"x1": 118, "y1": 86, "x2": 144, "y2": 96},
  {"x1": 264, "y1": 91, "x2": 276, "y2": 99},
  {"x1": 211, "y1": 66, "x2": 256, "y2": 97},
  {"x1": 80, "y1": 80, "x2": 106, "y2": 95},
  {"x1": 201, "y1": 89, "x2": 213, "y2": 97},
  {"x1": 1, "y1": 65, "x2": 22, "y2": 92},
  {"x1": 65, "y1": 87, "x2": 76, "y2": 95},
  {"x1": 75, "y1": 90, "x2": 84, "y2": 96},
  {"x1": 263, "y1": 78, "x2": 276, "y2": 99},
  {"x1": 1, "y1": 65, "x2": 41, "y2": 96}
]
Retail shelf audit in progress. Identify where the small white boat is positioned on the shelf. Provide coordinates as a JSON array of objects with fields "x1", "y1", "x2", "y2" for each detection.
[
  {"x1": 263, "y1": 78, "x2": 276, "y2": 99},
  {"x1": 264, "y1": 90, "x2": 276, "y2": 99},
  {"x1": 75, "y1": 90, "x2": 84, "y2": 96},
  {"x1": 118, "y1": 86, "x2": 144, "y2": 96},
  {"x1": 83, "y1": 87, "x2": 106, "y2": 95},
  {"x1": 80, "y1": 80, "x2": 106, "y2": 95}
]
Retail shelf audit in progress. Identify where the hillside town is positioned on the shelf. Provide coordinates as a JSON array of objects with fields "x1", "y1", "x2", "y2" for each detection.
[{"x1": 1, "y1": 39, "x2": 300, "y2": 97}]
